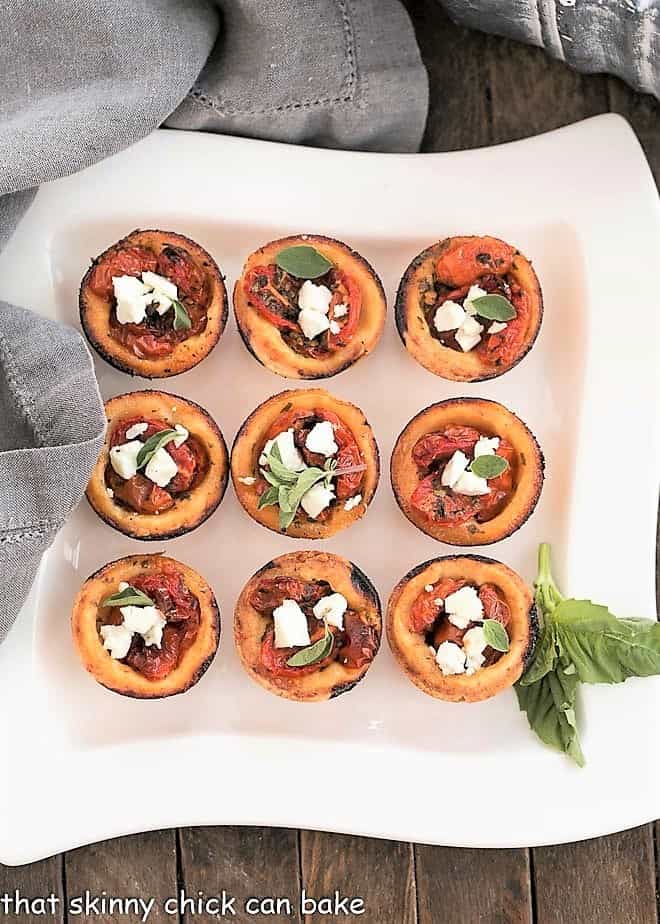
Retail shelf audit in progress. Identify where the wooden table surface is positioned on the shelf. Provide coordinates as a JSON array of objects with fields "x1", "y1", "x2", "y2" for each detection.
[{"x1": 2, "y1": 3, "x2": 658, "y2": 921}]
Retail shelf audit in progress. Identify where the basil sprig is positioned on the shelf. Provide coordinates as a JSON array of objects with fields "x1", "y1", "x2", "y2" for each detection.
[
  {"x1": 471, "y1": 294, "x2": 517, "y2": 321},
  {"x1": 136, "y1": 429, "x2": 179, "y2": 469},
  {"x1": 483, "y1": 618, "x2": 509, "y2": 652},
  {"x1": 101, "y1": 585, "x2": 154, "y2": 608},
  {"x1": 515, "y1": 543, "x2": 660, "y2": 766},
  {"x1": 275, "y1": 245, "x2": 333, "y2": 279},
  {"x1": 469, "y1": 454, "x2": 509, "y2": 479},
  {"x1": 286, "y1": 622, "x2": 334, "y2": 667},
  {"x1": 258, "y1": 443, "x2": 338, "y2": 530},
  {"x1": 171, "y1": 298, "x2": 192, "y2": 331}
]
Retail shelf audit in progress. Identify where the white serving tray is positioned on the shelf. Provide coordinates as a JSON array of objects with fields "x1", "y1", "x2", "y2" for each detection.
[{"x1": 0, "y1": 115, "x2": 658, "y2": 865}]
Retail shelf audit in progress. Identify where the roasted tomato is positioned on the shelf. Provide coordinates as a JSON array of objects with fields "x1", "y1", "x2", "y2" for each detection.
[
  {"x1": 88, "y1": 246, "x2": 158, "y2": 299},
  {"x1": 396, "y1": 235, "x2": 543, "y2": 382},
  {"x1": 234, "y1": 551, "x2": 381, "y2": 702},
  {"x1": 71, "y1": 554, "x2": 220, "y2": 699},
  {"x1": 387, "y1": 556, "x2": 537, "y2": 703}
]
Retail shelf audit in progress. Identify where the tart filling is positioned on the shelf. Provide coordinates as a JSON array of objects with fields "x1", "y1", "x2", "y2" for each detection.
[
  {"x1": 231, "y1": 389, "x2": 379, "y2": 539},
  {"x1": 233, "y1": 235, "x2": 386, "y2": 379},
  {"x1": 387, "y1": 555, "x2": 536, "y2": 703},
  {"x1": 396, "y1": 235, "x2": 542, "y2": 382},
  {"x1": 86, "y1": 391, "x2": 228, "y2": 540},
  {"x1": 72, "y1": 554, "x2": 220, "y2": 698},
  {"x1": 80, "y1": 229, "x2": 227, "y2": 377},
  {"x1": 391, "y1": 398, "x2": 543, "y2": 546},
  {"x1": 234, "y1": 551, "x2": 381, "y2": 701}
]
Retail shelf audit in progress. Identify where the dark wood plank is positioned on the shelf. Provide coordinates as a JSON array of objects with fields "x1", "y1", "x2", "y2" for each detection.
[
  {"x1": 485, "y1": 33, "x2": 609, "y2": 144},
  {"x1": 415, "y1": 845, "x2": 531, "y2": 924},
  {"x1": 402, "y1": 0, "x2": 492, "y2": 152},
  {"x1": 65, "y1": 830, "x2": 176, "y2": 923},
  {"x1": 608, "y1": 77, "x2": 660, "y2": 185},
  {"x1": 179, "y1": 826, "x2": 302, "y2": 921},
  {"x1": 533, "y1": 824, "x2": 658, "y2": 924},
  {"x1": 300, "y1": 831, "x2": 416, "y2": 924},
  {"x1": 0, "y1": 856, "x2": 65, "y2": 922}
]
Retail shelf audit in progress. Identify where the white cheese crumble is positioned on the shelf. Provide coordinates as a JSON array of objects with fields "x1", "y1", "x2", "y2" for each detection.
[
  {"x1": 343, "y1": 493, "x2": 362, "y2": 511},
  {"x1": 173, "y1": 423, "x2": 189, "y2": 447},
  {"x1": 106, "y1": 487, "x2": 114, "y2": 498},
  {"x1": 455, "y1": 315, "x2": 484, "y2": 352},
  {"x1": 273, "y1": 599, "x2": 311, "y2": 648},
  {"x1": 299, "y1": 307, "x2": 330, "y2": 340},
  {"x1": 100, "y1": 624, "x2": 133, "y2": 660},
  {"x1": 112, "y1": 275, "x2": 152, "y2": 324},
  {"x1": 125, "y1": 421, "x2": 149, "y2": 440},
  {"x1": 329, "y1": 320, "x2": 341, "y2": 335},
  {"x1": 463, "y1": 625, "x2": 488, "y2": 675},
  {"x1": 144, "y1": 446, "x2": 178, "y2": 487},
  {"x1": 444, "y1": 586, "x2": 484, "y2": 629},
  {"x1": 101, "y1": 601, "x2": 166, "y2": 660},
  {"x1": 109, "y1": 440, "x2": 143, "y2": 480},
  {"x1": 435, "y1": 641, "x2": 466, "y2": 675},
  {"x1": 452, "y1": 469, "x2": 490, "y2": 496},
  {"x1": 305, "y1": 420, "x2": 338, "y2": 457},
  {"x1": 121, "y1": 604, "x2": 163, "y2": 636},
  {"x1": 118, "y1": 582, "x2": 129, "y2": 591},
  {"x1": 488, "y1": 321, "x2": 507, "y2": 334},
  {"x1": 441, "y1": 450, "x2": 469, "y2": 488},
  {"x1": 433, "y1": 300, "x2": 466, "y2": 332},
  {"x1": 463, "y1": 285, "x2": 487, "y2": 316},
  {"x1": 424, "y1": 584, "x2": 434, "y2": 593},
  {"x1": 297, "y1": 280, "x2": 333, "y2": 339},
  {"x1": 260, "y1": 429, "x2": 305, "y2": 471},
  {"x1": 333, "y1": 302, "x2": 348, "y2": 317},
  {"x1": 473, "y1": 436, "x2": 500, "y2": 457},
  {"x1": 313, "y1": 592, "x2": 348, "y2": 630},
  {"x1": 141, "y1": 271, "x2": 177, "y2": 301},
  {"x1": 238, "y1": 475, "x2": 256, "y2": 485},
  {"x1": 300, "y1": 482, "x2": 335, "y2": 519}
]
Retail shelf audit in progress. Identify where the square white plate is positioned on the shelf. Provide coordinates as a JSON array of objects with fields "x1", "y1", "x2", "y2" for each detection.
[{"x1": 0, "y1": 114, "x2": 658, "y2": 865}]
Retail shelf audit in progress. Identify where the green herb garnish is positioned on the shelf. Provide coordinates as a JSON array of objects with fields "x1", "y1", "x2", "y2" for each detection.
[
  {"x1": 171, "y1": 298, "x2": 192, "y2": 331},
  {"x1": 136, "y1": 429, "x2": 179, "y2": 469},
  {"x1": 483, "y1": 618, "x2": 509, "y2": 652},
  {"x1": 259, "y1": 442, "x2": 341, "y2": 531},
  {"x1": 286, "y1": 623, "x2": 334, "y2": 667},
  {"x1": 515, "y1": 543, "x2": 660, "y2": 766},
  {"x1": 469, "y1": 454, "x2": 509, "y2": 479},
  {"x1": 275, "y1": 245, "x2": 333, "y2": 280},
  {"x1": 471, "y1": 294, "x2": 517, "y2": 322},
  {"x1": 101, "y1": 585, "x2": 154, "y2": 608}
]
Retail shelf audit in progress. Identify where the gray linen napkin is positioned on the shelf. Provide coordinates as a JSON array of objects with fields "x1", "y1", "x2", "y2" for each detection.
[{"x1": 0, "y1": 0, "x2": 427, "y2": 641}]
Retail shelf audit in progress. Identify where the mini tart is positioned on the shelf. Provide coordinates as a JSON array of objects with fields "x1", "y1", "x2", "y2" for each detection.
[
  {"x1": 387, "y1": 555, "x2": 537, "y2": 702},
  {"x1": 80, "y1": 229, "x2": 227, "y2": 377},
  {"x1": 231, "y1": 388, "x2": 379, "y2": 539},
  {"x1": 235, "y1": 551, "x2": 381, "y2": 702},
  {"x1": 395, "y1": 235, "x2": 543, "y2": 381},
  {"x1": 72, "y1": 554, "x2": 220, "y2": 699},
  {"x1": 391, "y1": 397, "x2": 543, "y2": 545},
  {"x1": 233, "y1": 234, "x2": 386, "y2": 379},
  {"x1": 86, "y1": 390, "x2": 228, "y2": 540}
]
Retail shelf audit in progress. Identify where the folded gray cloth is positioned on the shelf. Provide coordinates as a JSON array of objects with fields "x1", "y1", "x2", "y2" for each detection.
[
  {"x1": 0, "y1": 304, "x2": 106, "y2": 642},
  {"x1": 441, "y1": 0, "x2": 660, "y2": 100},
  {"x1": 0, "y1": 0, "x2": 427, "y2": 641}
]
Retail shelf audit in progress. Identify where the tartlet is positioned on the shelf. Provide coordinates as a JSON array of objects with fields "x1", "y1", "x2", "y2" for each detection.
[
  {"x1": 235, "y1": 551, "x2": 381, "y2": 701},
  {"x1": 86, "y1": 390, "x2": 228, "y2": 540},
  {"x1": 391, "y1": 397, "x2": 543, "y2": 545},
  {"x1": 231, "y1": 388, "x2": 379, "y2": 539},
  {"x1": 396, "y1": 235, "x2": 543, "y2": 381},
  {"x1": 387, "y1": 555, "x2": 537, "y2": 702},
  {"x1": 233, "y1": 234, "x2": 386, "y2": 379},
  {"x1": 72, "y1": 553, "x2": 220, "y2": 698},
  {"x1": 80, "y1": 228, "x2": 227, "y2": 377}
]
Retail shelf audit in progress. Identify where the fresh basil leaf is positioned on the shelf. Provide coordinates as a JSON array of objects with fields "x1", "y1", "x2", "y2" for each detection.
[
  {"x1": 286, "y1": 628, "x2": 334, "y2": 667},
  {"x1": 171, "y1": 298, "x2": 192, "y2": 331},
  {"x1": 264, "y1": 443, "x2": 299, "y2": 485},
  {"x1": 469, "y1": 454, "x2": 509, "y2": 479},
  {"x1": 471, "y1": 294, "x2": 517, "y2": 321},
  {"x1": 279, "y1": 506, "x2": 297, "y2": 531},
  {"x1": 515, "y1": 652, "x2": 585, "y2": 767},
  {"x1": 136, "y1": 429, "x2": 179, "y2": 468},
  {"x1": 257, "y1": 485, "x2": 279, "y2": 509},
  {"x1": 519, "y1": 620, "x2": 557, "y2": 686},
  {"x1": 288, "y1": 467, "x2": 326, "y2": 506},
  {"x1": 261, "y1": 469, "x2": 282, "y2": 488},
  {"x1": 278, "y1": 485, "x2": 293, "y2": 513},
  {"x1": 483, "y1": 618, "x2": 509, "y2": 652},
  {"x1": 275, "y1": 245, "x2": 333, "y2": 280},
  {"x1": 554, "y1": 600, "x2": 660, "y2": 684},
  {"x1": 101, "y1": 585, "x2": 154, "y2": 608}
]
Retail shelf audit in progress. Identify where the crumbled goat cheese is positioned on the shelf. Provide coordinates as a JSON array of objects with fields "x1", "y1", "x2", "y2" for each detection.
[{"x1": 444, "y1": 586, "x2": 484, "y2": 629}]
